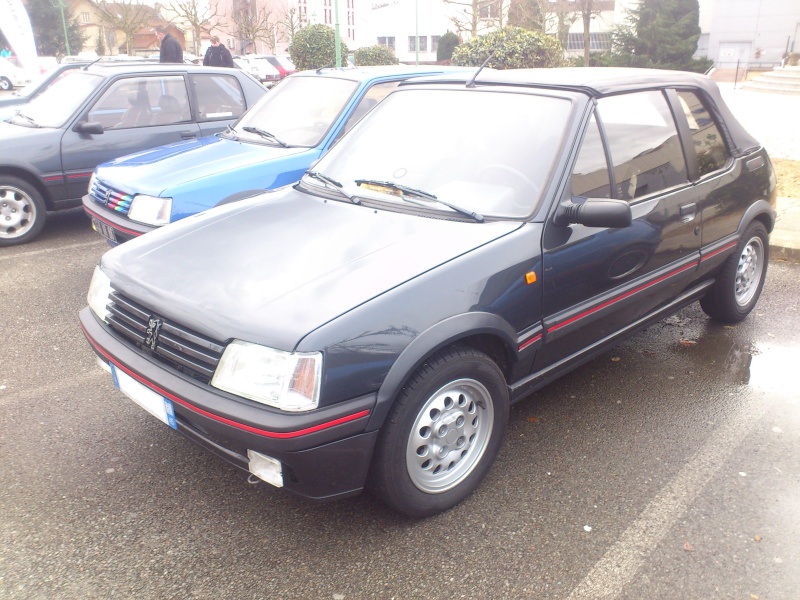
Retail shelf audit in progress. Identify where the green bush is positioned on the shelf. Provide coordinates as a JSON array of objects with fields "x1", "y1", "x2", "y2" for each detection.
[
  {"x1": 436, "y1": 31, "x2": 459, "y2": 61},
  {"x1": 451, "y1": 26, "x2": 564, "y2": 70},
  {"x1": 288, "y1": 24, "x2": 350, "y2": 71},
  {"x1": 354, "y1": 45, "x2": 399, "y2": 66}
]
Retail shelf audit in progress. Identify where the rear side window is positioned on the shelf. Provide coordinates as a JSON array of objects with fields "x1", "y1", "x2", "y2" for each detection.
[
  {"x1": 677, "y1": 90, "x2": 731, "y2": 177},
  {"x1": 598, "y1": 91, "x2": 688, "y2": 201},
  {"x1": 190, "y1": 73, "x2": 246, "y2": 121}
]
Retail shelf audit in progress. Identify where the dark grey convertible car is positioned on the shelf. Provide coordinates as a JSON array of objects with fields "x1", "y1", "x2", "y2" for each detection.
[
  {"x1": 80, "y1": 68, "x2": 776, "y2": 517},
  {"x1": 0, "y1": 62, "x2": 265, "y2": 246}
]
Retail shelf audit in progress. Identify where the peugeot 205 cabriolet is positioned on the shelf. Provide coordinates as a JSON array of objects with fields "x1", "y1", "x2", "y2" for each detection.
[{"x1": 79, "y1": 68, "x2": 776, "y2": 517}]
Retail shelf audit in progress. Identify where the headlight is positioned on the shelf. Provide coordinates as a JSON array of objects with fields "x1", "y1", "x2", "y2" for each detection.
[
  {"x1": 88, "y1": 172, "x2": 96, "y2": 194},
  {"x1": 127, "y1": 194, "x2": 172, "y2": 226},
  {"x1": 87, "y1": 266, "x2": 112, "y2": 322},
  {"x1": 211, "y1": 341, "x2": 322, "y2": 412}
]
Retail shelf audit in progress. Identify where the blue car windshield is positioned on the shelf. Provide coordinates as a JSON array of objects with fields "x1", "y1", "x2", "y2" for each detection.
[
  {"x1": 310, "y1": 88, "x2": 573, "y2": 219},
  {"x1": 9, "y1": 71, "x2": 104, "y2": 128},
  {"x1": 235, "y1": 76, "x2": 358, "y2": 147}
]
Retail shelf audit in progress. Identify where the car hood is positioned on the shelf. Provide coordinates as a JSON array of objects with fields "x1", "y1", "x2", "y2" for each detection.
[
  {"x1": 103, "y1": 187, "x2": 521, "y2": 350},
  {"x1": 98, "y1": 135, "x2": 309, "y2": 195}
]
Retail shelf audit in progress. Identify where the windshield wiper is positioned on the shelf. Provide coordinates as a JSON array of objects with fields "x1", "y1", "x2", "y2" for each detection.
[
  {"x1": 305, "y1": 170, "x2": 360, "y2": 204},
  {"x1": 13, "y1": 112, "x2": 40, "y2": 128},
  {"x1": 219, "y1": 123, "x2": 238, "y2": 139},
  {"x1": 241, "y1": 126, "x2": 289, "y2": 147},
  {"x1": 355, "y1": 179, "x2": 484, "y2": 222}
]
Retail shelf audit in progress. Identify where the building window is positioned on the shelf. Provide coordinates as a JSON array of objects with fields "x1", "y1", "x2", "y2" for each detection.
[
  {"x1": 431, "y1": 35, "x2": 440, "y2": 53},
  {"x1": 479, "y1": 2, "x2": 496, "y2": 19},
  {"x1": 81, "y1": 11, "x2": 90, "y2": 23},
  {"x1": 324, "y1": 0, "x2": 332, "y2": 24},
  {"x1": 408, "y1": 36, "x2": 427, "y2": 52},
  {"x1": 566, "y1": 33, "x2": 612, "y2": 51},
  {"x1": 378, "y1": 36, "x2": 395, "y2": 51}
]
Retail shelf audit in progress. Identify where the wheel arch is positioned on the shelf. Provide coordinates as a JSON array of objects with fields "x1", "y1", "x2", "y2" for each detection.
[
  {"x1": 367, "y1": 312, "x2": 519, "y2": 431},
  {"x1": 0, "y1": 167, "x2": 51, "y2": 208},
  {"x1": 738, "y1": 199, "x2": 775, "y2": 234}
]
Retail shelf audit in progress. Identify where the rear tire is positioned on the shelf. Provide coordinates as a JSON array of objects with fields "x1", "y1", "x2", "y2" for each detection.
[
  {"x1": 0, "y1": 176, "x2": 47, "y2": 246},
  {"x1": 700, "y1": 221, "x2": 769, "y2": 323},
  {"x1": 0, "y1": 77, "x2": 11, "y2": 92},
  {"x1": 369, "y1": 346, "x2": 509, "y2": 518}
]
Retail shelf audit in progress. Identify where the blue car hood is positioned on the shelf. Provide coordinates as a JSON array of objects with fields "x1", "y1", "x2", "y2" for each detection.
[
  {"x1": 102, "y1": 187, "x2": 521, "y2": 350},
  {"x1": 98, "y1": 135, "x2": 309, "y2": 195}
]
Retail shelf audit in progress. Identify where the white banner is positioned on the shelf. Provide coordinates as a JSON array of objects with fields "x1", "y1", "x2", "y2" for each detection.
[{"x1": 0, "y1": 0, "x2": 39, "y2": 75}]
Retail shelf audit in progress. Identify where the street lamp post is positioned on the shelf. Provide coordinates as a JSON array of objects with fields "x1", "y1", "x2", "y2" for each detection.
[
  {"x1": 52, "y1": 0, "x2": 71, "y2": 55},
  {"x1": 334, "y1": 0, "x2": 341, "y2": 68}
]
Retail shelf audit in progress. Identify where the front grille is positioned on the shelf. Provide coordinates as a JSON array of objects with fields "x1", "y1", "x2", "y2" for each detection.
[
  {"x1": 106, "y1": 290, "x2": 225, "y2": 384},
  {"x1": 89, "y1": 179, "x2": 134, "y2": 215}
]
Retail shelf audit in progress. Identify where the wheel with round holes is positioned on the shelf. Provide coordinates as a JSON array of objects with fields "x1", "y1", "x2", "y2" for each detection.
[
  {"x1": 369, "y1": 345, "x2": 509, "y2": 517},
  {"x1": 0, "y1": 176, "x2": 47, "y2": 246}
]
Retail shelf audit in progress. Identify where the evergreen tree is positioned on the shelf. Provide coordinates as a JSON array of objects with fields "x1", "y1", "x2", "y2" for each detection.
[
  {"x1": 27, "y1": 0, "x2": 86, "y2": 57},
  {"x1": 610, "y1": 0, "x2": 712, "y2": 72}
]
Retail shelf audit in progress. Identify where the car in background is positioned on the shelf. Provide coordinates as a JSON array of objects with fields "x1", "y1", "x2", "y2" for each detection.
[
  {"x1": 233, "y1": 55, "x2": 280, "y2": 86},
  {"x1": 79, "y1": 68, "x2": 776, "y2": 517},
  {"x1": 82, "y1": 65, "x2": 469, "y2": 245},
  {"x1": 262, "y1": 55, "x2": 296, "y2": 79},
  {"x1": 0, "y1": 62, "x2": 266, "y2": 246},
  {"x1": 0, "y1": 57, "x2": 33, "y2": 91},
  {"x1": 0, "y1": 61, "x2": 88, "y2": 121}
]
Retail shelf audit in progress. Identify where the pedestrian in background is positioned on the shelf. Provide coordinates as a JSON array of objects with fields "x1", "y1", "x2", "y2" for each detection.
[
  {"x1": 155, "y1": 26, "x2": 183, "y2": 64},
  {"x1": 203, "y1": 36, "x2": 234, "y2": 68}
]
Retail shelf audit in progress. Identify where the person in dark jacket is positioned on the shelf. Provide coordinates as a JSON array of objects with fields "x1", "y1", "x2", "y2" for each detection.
[
  {"x1": 203, "y1": 36, "x2": 235, "y2": 68},
  {"x1": 155, "y1": 26, "x2": 183, "y2": 63}
]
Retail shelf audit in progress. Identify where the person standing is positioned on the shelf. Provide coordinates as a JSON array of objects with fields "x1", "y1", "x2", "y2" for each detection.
[
  {"x1": 155, "y1": 26, "x2": 183, "y2": 64},
  {"x1": 203, "y1": 36, "x2": 234, "y2": 68}
]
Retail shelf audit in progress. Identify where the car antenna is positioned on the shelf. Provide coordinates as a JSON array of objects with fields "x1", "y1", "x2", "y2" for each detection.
[
  {"x1": 83, "y1": 57, "x2": 104, "y2": 70},
  {"x1": 465, "y1": 52, "x2": 495, "y2": 88}
]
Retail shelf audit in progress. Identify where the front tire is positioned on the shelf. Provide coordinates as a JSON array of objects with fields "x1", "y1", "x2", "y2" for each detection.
[
  {"x1": 0, "y1": 176, "x2": 47, "y2": 246},
  {"x1": 369, "y1": 346, "x2": 509, "y2": 518},
  {"x1": 700, "y1": 221, "x2": 769, "y2": 323},
  {"x1": 0, "y1": 77, "x2": 11, "y2": 92}
]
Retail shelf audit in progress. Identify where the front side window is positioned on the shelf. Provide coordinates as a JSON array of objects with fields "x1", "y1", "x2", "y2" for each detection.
[
  {"x1": 312, "y1": 88, "x2": 573, "y2": 219},
  {"x1": 89, "y1": 75, "x2": 191, "y2": 129},
  {"x1": 598, "y1": 91, "x2": 688, "y2": 201},
  {"x1": 189, "y1": 73, "x2": 246, "y2": 122},
  {"x1": 677, "y1": 90, "x2": 731, "y2": 177},
  {"x1": 235, "y1": 76, "x2": 358, "y2": 147},
  {"x1": 571, "y1": 113, "x2": 611, "y2": 199}
]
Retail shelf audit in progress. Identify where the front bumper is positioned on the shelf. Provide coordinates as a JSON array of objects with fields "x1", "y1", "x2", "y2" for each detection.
[
  {"x1": 82, "y1": 194, "x2": 155, "y2": 244},
  {"x1": 79, "y1": 307, "x2": 379, "y2": 501}
]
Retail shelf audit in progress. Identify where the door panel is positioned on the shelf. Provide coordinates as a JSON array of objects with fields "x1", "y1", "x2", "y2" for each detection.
[
  {"x1": 60, "y1": 75, "x2": 200, "y2": 201},
  {"x1": 536, "y1": 92, "x2": 701, "y2": 370}
]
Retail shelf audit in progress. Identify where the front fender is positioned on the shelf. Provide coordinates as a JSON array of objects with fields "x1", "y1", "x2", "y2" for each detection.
[{"x1": 367, "y1": 311, "x2": 519, "y2": 431}]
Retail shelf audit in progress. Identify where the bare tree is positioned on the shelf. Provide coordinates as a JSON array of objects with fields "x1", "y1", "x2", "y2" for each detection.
[
  {"x1": 94, "y1": 0, "x2": 152, "y2": 55},
  {"x1": 444, "y1": 0, "x2": 509, "y2": 37},
  {"x1": 228, "y1": 0, "x2": 276, "y2": 55},
  {"x1": 276, "y1": 3, "x2": 304, "y2": 50},
  {"x1": 165, "y1": 0, "x2": 224, "y2": 55}
]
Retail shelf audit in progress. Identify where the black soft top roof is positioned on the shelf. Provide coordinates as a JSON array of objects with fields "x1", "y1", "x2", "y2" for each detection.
[{"x1": 406, "y1": 67, "x2": 760, "y2": 156}]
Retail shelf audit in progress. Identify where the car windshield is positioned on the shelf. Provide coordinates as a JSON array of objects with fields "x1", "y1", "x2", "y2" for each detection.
[
  {"x1": 309, "y1": 88, "x2": 573, "y2": 219},
  {"x1": 234, "y1": 76, "x2": 358, "y2": 147},
  {"x1": 8, "y1": 71, "x2": 104, "y2": 128}
]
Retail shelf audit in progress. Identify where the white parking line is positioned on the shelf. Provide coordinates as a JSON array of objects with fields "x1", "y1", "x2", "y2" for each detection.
[
  {"x1": 0, "y1": 240, "x2": 106, "y2": 261},
  {"x1": 567, "y1": 397, "x2": 767, "y2": 600}
]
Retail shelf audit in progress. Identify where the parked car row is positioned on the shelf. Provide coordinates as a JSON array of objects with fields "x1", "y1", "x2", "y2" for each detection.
[
  {"x1": 76, "y1": 67, "x2": 776, "y2": 517},
  {"x1": 0, "y1": 61, "x2": 266, "y2": 246}
]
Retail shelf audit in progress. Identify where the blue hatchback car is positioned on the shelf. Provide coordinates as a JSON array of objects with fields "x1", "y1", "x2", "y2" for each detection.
[{"x1": 82, "y1": 65, "x2": 466, "y2": 244}]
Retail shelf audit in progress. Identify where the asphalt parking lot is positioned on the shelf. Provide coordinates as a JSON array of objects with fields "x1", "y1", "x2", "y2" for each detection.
[{"x1": 1, "y1": 211, "x2": 798, "y2": 599}]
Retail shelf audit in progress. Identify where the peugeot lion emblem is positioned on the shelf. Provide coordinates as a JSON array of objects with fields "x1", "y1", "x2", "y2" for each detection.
[
  {"x1": 105, "y1": 190, "x2": 113, "y2": 206},
  {"x1": 144, "y1": 317, "x2": 163, "y2": 351}
]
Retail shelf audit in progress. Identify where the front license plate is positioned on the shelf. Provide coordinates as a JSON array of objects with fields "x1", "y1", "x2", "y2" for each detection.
[
  {"x1": 111, "y1": 364, "x2": 177, "y2": 430},
  {"x1": 91, "y1": 217, "x2": 117, "y2": 243}
]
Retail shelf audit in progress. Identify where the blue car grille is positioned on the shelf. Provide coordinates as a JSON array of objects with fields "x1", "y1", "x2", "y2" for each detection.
[{"x1": 89, "y1": 179, "x2": 134, "y2": 215}]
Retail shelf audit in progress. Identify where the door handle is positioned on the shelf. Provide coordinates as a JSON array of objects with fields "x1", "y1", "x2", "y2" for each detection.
[
  {"x1": 680, "y1": 203, "x2": 697, "y2": 222},
  {"x1": 180, "y1": 132, "x2": 197, "y2": 139}
]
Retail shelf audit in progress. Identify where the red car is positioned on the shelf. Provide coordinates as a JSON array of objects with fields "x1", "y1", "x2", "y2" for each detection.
[{"x1": 263, "y1": 55, "x2": 296, "y2": 79}]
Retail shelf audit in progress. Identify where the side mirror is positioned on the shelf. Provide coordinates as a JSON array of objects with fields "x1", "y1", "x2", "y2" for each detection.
[
  {"x1": 553, "y1": 197, "x2": 632, "y2": 228},
  {"x1": 74, "y1": 121, "x2": 104, "y2": 135}
]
